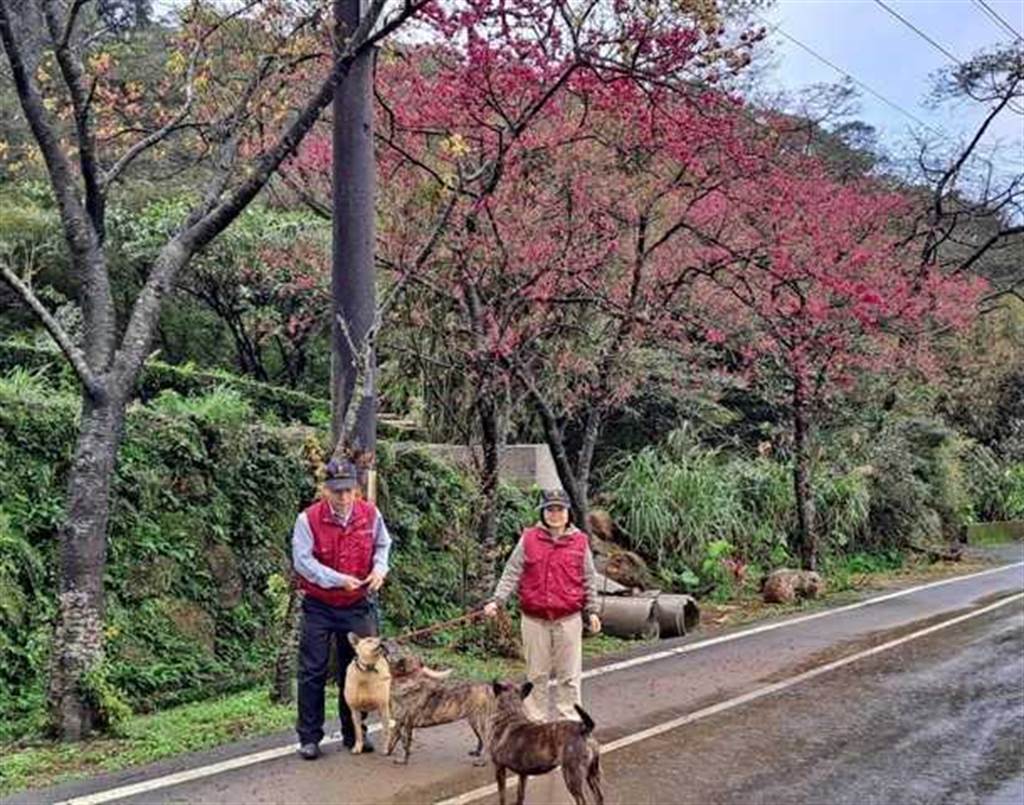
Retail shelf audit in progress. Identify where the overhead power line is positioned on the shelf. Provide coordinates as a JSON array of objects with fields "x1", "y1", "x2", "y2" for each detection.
[
  {"x1": 871, "y1": 0, "x2": 963, "y2": 66},
  {"x1": 973, "y1": 0, "x2": 1023, "y2": 43},
  {"x1": 757, "y1": 13, "x2": 944, "y2": 137}
]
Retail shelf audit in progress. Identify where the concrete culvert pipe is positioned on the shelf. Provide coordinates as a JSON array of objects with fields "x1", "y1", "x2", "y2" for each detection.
[
  {"x1": 597, "y1": 594, "x2": 660, "y2": 640},
  {"x1": 652, "y1": 594, "x2": 701, "y2": 638}
]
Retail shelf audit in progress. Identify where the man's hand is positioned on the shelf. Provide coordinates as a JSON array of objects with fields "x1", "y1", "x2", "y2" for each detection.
[
  {"x1": 365, "y1": 570, "x2": 386, "y2": 593},
  {"x1": 338, "y1": 575, "x2": 365, "y2": 592},
  {"x1": 587, "y1": 613, "x2": 602, "y2": 634},
  {"x1": 483, "y1": 601, "x2": 499, "y2": 618}
]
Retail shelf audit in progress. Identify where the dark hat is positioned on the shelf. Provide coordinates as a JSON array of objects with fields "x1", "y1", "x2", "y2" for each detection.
[
  {"x1": 324, "y1": 458, "x2": 359, "y2": 491},
  {"x1": 538, "y1": 488, "x2": 572, "y2": 511}
]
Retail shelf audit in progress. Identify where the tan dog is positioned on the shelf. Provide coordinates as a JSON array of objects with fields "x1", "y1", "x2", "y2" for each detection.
[
  {"x1": 489, "y1": 681, "x2": 603, "y2": 805},
  {"x1": 343, "y1": 633, "x2": 392, "y2": 754},
  {"x1": 387, "y1": 654, "x2": 494, "y2": 765}
]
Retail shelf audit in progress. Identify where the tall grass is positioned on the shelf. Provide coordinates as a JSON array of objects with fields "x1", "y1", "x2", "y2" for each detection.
[{"x1": 602, "y1": 430, "x2": 872, "y2": 575}]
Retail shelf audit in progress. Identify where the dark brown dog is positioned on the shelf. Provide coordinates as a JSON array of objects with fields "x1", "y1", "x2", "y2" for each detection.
[
  {"x1": 386, "y1": 654, "x2": 494, "y2": 765},
  {"x1": 488, "y1": 680, "x2": 603, "y2": 805}
]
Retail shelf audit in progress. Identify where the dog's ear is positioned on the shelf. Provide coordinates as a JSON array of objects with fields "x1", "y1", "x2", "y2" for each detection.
[
  {"x1": 491, "y1": 679, "x2": 505, "y2": 696},
  {"x1": 347, "y1": 631, "x2": 361, "y2": 648},
  {"x1": 519, "y1": 681, "x2": 533, "y2": 700}
]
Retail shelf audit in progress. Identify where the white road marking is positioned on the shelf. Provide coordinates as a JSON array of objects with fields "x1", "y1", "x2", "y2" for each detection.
[
  {"x1": 436, "y1": 591, "x2": 1024, "y2": 805},
  {"x1": 57, "y1": 561, "x2": 1023, "y2": 805},
  {"x1": 579, "y1": 561, "x2": 1024, "y2": 682}
]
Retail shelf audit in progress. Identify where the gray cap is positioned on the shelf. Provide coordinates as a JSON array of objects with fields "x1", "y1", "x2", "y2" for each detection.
[
  {"x1": 538, "y1": 489, "x2": 571, "y2": 511},
  {"x1": 324, "y1": 459, "x2": 359, "y2": 491}
]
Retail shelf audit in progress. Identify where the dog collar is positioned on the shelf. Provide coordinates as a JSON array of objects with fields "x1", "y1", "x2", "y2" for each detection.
[{"x1": 356, "y1": 660, "x2": 379, "y2": 673}]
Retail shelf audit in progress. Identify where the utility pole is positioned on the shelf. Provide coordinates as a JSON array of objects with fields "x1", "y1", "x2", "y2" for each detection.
[{"x1": 331, "y1": 0, "x2": 377, "y2": 499}]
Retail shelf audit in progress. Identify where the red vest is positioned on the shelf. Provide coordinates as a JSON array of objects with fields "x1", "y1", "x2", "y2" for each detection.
[
  {"x1": 518, "y1": 526, "x2": 588, "y2": 621},
  {"x1": 298, "y1": 498, "x2": 376, "y2": 607}
]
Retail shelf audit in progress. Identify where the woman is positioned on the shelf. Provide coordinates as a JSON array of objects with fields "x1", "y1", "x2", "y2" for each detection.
[{"x1": 484, "y1": 489, "x2": 601, "y2": 721}]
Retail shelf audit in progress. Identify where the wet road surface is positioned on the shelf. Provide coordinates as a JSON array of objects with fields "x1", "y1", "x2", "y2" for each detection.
[
  {"x1": 16, "y1": 556, "x2": 1024, "y2": 805},
  {"x1": 456, "y1": 594, "x2": 1023, "y2": 805}
]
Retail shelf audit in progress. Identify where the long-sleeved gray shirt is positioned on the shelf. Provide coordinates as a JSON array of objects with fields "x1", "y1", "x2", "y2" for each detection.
[
  {"x1": 492, "y1": 525, "x2": 599, "y2": 616},
  {"x1": 292, "y1": 504, "x2": 391, "y2": 589}
]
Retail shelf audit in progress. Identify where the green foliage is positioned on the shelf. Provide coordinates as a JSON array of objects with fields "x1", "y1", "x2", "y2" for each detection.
[
  {"x1": 601, "y1": 428, "x2": 801, "y2": 576},
  {"x1": 601, "y1": 424, "x2": 968, "y2": 593},
  {"x1": 0, "y1": 687, "x2": 295, "y2": 796},
  {"x1": 375, "y1": 445, "x2": 529, "y2": 630},
  {"x1": 864, "y1": 418, "x2": 974, "y2": 546},
  {"x1": 0, "y1": 369, "x2": 527, "y2": 742},
  {"x1": 1001, "y1": 464, "x2": 1024, "y2": 520},
  {"x1": 823, "y1": 550, "x2": 904, "y2": 593},
  {"x1": 148, "y1": 387, "x2": 254, "y2": 427},
  {"x1": 79, "y1": 664, "x2": 134, "y2": 736},
  {"x1": 0, "y1": 340, "x2": 329, "y2": 424}
]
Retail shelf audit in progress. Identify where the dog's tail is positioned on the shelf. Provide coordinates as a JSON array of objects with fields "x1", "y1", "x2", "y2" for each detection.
[
  {"x1": 574, "y1": 705, "x2": 596, "y2": 735},
  {"x1": 421, "y1": 666, "x2": 454, "y2": 680}
]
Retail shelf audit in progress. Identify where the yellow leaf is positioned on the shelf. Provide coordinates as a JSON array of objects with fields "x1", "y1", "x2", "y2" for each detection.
[
  {"x1": 442, "y1": 133, "x2": 470, "y2": 157},
  {"x1": 167, "y1": 50, "x2": 187, "y2": 76}
]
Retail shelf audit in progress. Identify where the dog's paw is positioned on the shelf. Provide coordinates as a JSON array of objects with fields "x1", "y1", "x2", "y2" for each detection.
[
  {"x1": 350, "y1": 745, "x2": 363, "y2": 755},
  {"x1": 472, "y1": 757, "x2": 487, "y2": 767}
]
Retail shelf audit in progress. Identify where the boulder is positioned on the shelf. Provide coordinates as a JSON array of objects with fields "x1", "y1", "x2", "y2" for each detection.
[{"x1": 761, "y1": 569, "x2": 824, "y2": 605}]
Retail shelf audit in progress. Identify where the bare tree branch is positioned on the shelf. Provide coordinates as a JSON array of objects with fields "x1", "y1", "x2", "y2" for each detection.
[
  {"x1": 101, "y1": 40, "x2": 203, "y2": 189},
  {"x1": 0, "y1": 263, "x2": 101, "y2": 397},
  {"x1": 112, "y1": 0, "x2": 429, "y2": 387}
]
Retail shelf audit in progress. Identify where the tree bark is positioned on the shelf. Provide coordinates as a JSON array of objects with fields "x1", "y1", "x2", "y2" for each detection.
[
  {"x1": 48, "y1": 392, "x2": 124, "y2": 740},
  {"x1": 573, "y1": 406, "x2": 603, "y2": 528},
  {"x1": 270, "y1": 585, "x2": 303, "y2": 704},
  {"x1": 791, "y1": 379, "x2": 817, "y2": 571},
  {"x1": 475, "y1": 394, "x2": 504, "y2": 598}
]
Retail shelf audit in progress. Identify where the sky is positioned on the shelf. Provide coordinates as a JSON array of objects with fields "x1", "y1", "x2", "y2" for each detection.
[{"x1": 758, "y1": 0, "x2": 1023, "y2": 165}]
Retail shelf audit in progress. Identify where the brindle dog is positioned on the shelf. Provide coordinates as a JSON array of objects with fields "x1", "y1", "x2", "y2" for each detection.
[
  {"x1": 386, "y1": 654, "x2": 494, "y2": 765},
  {"x1": 488, "y1": 681, "x2": 603, "y2": 805}
]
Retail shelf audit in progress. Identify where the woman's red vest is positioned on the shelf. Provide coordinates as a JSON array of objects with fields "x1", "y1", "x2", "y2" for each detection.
[{"x1": 518, "y1": 526, "x2": 588, "y2": 621}]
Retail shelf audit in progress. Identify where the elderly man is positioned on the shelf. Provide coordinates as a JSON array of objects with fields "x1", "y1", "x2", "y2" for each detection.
[{"x1": 292, "y1": 458, "x2": 391, "y2": 760}]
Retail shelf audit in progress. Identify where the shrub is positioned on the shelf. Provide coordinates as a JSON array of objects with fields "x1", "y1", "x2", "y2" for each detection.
[
  {"x1": 865, "y1": 417, "x2": 977, "y2": 547},
  {"x1": 0, "y1": 372, "x2": 500, "y2": 741}
]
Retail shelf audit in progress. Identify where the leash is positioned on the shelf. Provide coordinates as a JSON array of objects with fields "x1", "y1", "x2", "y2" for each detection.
[{"x1": 392, "y1": 608, "x2": 487, "y2": 643}]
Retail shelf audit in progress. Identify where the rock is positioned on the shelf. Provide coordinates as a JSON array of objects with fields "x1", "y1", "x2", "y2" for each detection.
[
  {"x1": 162, "y1": 598, "x2": 216, "y2": 654},
  {"x1": 125, "y1": 556, "x2": 178, "y2": 600},
  {"x1": 762, "y1": 569, "x2": 824, "y2": 604},
  {"x1": 206, "y1": 542, "x2": 244, "y2": 608},
  {"x1": 601, "y1": 550, "x2": 654, "y2": 590}
]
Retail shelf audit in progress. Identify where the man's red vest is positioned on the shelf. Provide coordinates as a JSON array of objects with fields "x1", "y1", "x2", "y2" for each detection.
[
  {"x1": 298, "y1": 498, "x2": 376, "y2": 607},
  {"x1": 518, "y1": 526, "x2": 588, "y2": 621}
]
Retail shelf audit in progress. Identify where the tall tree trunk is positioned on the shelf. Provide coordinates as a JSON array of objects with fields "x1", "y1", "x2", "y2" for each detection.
[
  {"x1": 270, "y1": 585, "x2": 303, "y2": 704},
  {"x1": 520, "y1": 375, "x2": 587, "y2": 524},
  {"x1": 573, "y1": 406, "x2": 603, "y2": 529},
  {"x1": 792, "y1": 380, "x2": 817, "y2": 571},
  {"x1": 48, "y1": 393, "x2": 124, "y2": 740},
  {"x1": 475, "y1": 394, "x2": 503, "y2": 599}
]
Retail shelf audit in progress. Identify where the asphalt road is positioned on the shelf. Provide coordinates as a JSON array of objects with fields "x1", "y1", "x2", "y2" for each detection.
[
  {"x1": 450, "y1": 590, "x2": 1024, "y2": 805},
  {"x1": 16, "y1": 552, "x2": 1024, "y2": 805}
]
